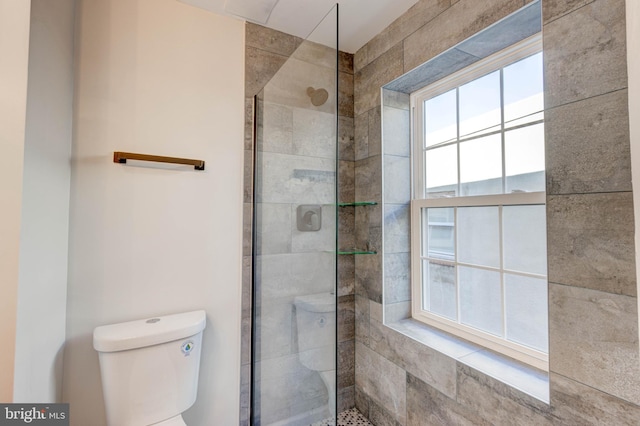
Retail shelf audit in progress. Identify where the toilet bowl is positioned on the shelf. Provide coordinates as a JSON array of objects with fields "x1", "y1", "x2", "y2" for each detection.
[
  {"x1": 294, "y1": 292, "x2": 336, "y2": 417},
  {"x1": 93, "y1": 310, "x2": 206, "y2": 426}
]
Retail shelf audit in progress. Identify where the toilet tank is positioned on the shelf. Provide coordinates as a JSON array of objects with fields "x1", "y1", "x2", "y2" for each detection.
[
  {"x1": 294, "y1": 293, "x2": 335, "y2": 371},
  {"x1": 93, "y1": 310, "x2": 206, "y2": 426}
]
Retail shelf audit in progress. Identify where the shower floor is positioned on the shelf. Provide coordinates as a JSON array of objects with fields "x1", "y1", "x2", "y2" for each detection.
[{"x1": 312, "y1": 408, "x2": 373, "y2": 426}]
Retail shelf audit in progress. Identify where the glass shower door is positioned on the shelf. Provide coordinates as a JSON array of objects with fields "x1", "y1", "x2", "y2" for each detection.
[{"x1": 252, "y1": 5, "x2": 338, "y2": 426}]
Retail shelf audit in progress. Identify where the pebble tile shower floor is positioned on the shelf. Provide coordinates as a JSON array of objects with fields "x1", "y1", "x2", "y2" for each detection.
[{"x1": 311, "y1": 408, "x2": 373, "y2": 426}]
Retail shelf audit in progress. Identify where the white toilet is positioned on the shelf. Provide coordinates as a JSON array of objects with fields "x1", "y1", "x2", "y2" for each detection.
[
  {"x1": 293, "y1": 292, "x2": 336, "y2": 417},
  {"x1": 93, "y1": 310, "x2": 206, "y2": 426}
]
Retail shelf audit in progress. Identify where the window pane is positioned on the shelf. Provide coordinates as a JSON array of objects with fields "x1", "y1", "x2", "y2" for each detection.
[
  {"x1": 460, "y1": 134, "x2": 502, "y2": 196},
  {"x1": 423, "y1": 208, "x2": 455, "y2": 260},
  {"x1": 459, "y1": 266, "x2": 502, "y2": 336},
  {"x1": 426, "y1": 144, "x2": 458, "y2": 198},
  {"x1": 424, "y1": 89, "x2": 457, "y2": 147},
  {"x1": 457, "y1": 207, "x2": 500, "y2": 268},
  {"x1": 503, "y1": 205, "x2": 547, "y2": 275},
  {"x1": 504, "y1": 53, "x2": 543, "y2": 128},
  {"x1": 505, "y1": 274, "x2": 548, "y2": 352},
  {"x1": 505, "y1": 123, "x2": 545, "y2": 193},
  {"x1": 459, "y1": 71, "x2": 501, "y2": 138},
  {"x1": 424, "y1": 261, "x2": 457, "y2": 320}
]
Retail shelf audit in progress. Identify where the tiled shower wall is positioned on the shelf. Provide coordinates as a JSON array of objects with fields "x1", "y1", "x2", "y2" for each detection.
[
  {"x1": 353, "y1": 0, "x2": 640, "y2": 425},
  {"x1": 241, "y1": 23, "x2": 357, "y2": 425}
]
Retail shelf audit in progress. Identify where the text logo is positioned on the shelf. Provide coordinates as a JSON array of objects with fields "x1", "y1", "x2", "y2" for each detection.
[{"x1": 0, "y1": 404, "x2": 68, "y2": 425}]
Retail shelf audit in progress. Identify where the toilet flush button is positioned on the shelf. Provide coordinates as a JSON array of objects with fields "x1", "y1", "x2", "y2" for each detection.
[{"x1": 146, "y1": 318, "x2": 161, "y2": 324}]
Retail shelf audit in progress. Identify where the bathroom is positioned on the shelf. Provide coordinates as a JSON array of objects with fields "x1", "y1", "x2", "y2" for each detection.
[{"x1": 2, "y1": 0, "x2": 640, "y2": 425}]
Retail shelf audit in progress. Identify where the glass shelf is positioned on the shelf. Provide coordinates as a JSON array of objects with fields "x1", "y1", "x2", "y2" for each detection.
[
  {"x1": 338, "y1": 249, "x2": 377, "y2": 255},
  {"x1": 338, "y1": 202, "x2": 378, "y2": 207}
]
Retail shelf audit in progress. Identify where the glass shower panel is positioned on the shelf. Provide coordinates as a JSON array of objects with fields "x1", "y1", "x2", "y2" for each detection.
[{"x1": 252, "y1": 6, "x2": 338, "y2": 426}]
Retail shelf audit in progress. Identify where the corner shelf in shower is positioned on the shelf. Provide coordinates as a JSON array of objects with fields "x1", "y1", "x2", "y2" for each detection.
[
  {"x1": 337, "y1": 202, "x2": 378, "y2": 255},
  {"x1": 338, "y1": 249, "x2": 377, "y2": 255},
  {"x1": 338, "y1": 201, "x2": 378, "y2": 207}
]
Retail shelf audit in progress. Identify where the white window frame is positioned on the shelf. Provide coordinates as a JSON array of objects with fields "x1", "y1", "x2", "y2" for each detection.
[{"x1": 409, "y1": 35, "x2": 548, "y2": 370}]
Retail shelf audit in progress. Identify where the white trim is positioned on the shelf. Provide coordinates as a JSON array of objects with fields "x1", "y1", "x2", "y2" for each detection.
[{"x1": 409, "y1": 35, "x2": 548, "y2": 370}]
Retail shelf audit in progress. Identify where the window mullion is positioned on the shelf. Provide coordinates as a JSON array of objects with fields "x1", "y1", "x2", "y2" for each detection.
[
  {"x1": 454, "y1": 207, "x2": 460, "y2": 324},
  {"x1": 456, "y1": 87, "x2": 461, "y2": 197},
  {"x1": 499, "y1": 205, "x2": 506, "y2": 339},
  {"x1": 500, "y1": 68, "x2": 506, "y2": 195}
]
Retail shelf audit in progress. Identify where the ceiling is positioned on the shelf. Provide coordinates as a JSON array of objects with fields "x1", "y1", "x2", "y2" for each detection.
[{"x1": 177, "y1": 0, "x2": 419, "y2": 53}]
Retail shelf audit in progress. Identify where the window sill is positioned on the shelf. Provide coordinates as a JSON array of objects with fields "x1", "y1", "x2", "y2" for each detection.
[{"x1": 387, "y1": 318, "x2": 550, "y2": 403}]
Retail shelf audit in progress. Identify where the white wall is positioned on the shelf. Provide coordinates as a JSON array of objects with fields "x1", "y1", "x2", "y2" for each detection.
[
  {"x1": 0, "y1": 0, "x2": 31, "y2": 402},
  {"x1": 13, "y1": 0, "x2": 75, "y2": 403},
  {"x1": 63, "y1": 1, "x2": 244, "y2": 424}
]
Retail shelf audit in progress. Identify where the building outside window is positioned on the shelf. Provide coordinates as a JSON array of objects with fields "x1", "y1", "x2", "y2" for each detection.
[{"x1": 410, "y1": 35, "x2": 549, "y2": 370}]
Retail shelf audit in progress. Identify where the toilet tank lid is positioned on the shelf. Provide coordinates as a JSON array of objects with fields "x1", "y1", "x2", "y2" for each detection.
[
  {"x1": 93, "y1": 310, "x2": 206, "y2": 353},
  {"x1": 293, "y1": 292, "x2": 336, "y2": 313}
]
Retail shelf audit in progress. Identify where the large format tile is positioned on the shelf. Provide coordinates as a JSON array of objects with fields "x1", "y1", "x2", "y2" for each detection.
[
  {"x1": 355, "y1": 0, "x2": 452, "y2": 72},
  {"x1": 368, "y1": 107, "x2": 382, "y2": 158},
  {"x1": 355, "y1": 156, "x2": 382, "y2": 202},
  {"x1": 254, "y1": 300, "x2": 294, "y2": 359},
  {"x1": 338, "y1": 255, "x2": 355, "y2": 297},
  {"x1": 384, "y1": 156, "x2": 411, "y2": 204},
  {"x1": 403, "y1": 0, "x2": 524, "y2": 72},
  {"x1": 355, "y1": 295, "x2": 371, "y2": 346},
  {"x1": 382, "y1": 89, "x2": 410, "y2": 111},
  {"x1": 245, "y1": 46, "x2": 288, "y2": 98},
  {"x1": 339, "y1": 51, "x2": 354, "y2": 74},
  {"x1": 369, "y1": 318, "x2": 457, "y2": 398},
  {"x1": 355, "y1": 342, "x2": 407, "y2": 425},
  {"x1": 339, "y1": 116, "x2": 355, "y2": 162},
  {"x1": 543, "y1": 0, "x2": 627, "y2": 108},
  {"x1": 337, "y1": 386, "x2": 355, "y2": 414},
  {"x1": 385, "y1": 301, "x2": 411, "y2": 323},
  {"x1": 339, "y1": 160, "x2": 355, "y2": 204},
  {"x1": 368, "y1": 398, "x2": 404, "y2": 426},
  {"x1": 384, "y1": 204, "x2": 410, "y2": 254},
  {"x1": 550, "y1": 372, "x2": 640, "y2": 425},
  {"x1": 255, "y1": 203, "x2": 291, "y2": 254},
  {"x1": 542, "y1": 0, "x2": 594, "y2": 24},
  {"x1": 258, "y1": 152, "x2": 335, "y2": 204},
  {"x1": 355, "y1": 254, "x2": 383, "y2": 303},
  {"x1": 244, "y1": 149, "x2": 253, "y2": 203},
  {"x1": 545, "y1": 89, "x2": 631, "y2": 195},
  {"x1": 246, "y1": 23, "x2": 301, "y2": 57},
  {"x1": 457, "y1": 350, "x2": 549, "y2": 402},
  {"x1": 456, "y1": 364, "x2": 552, "y2": 425},
  {"x1": 256, "y1": 354, "x2": 327, "y2": 424},
  {"x1": 383, "y1": 106, "x2": 410, "y2": 157},
  {"x1": 292, "y1": 108, "x2": 336, "y2": 159},
  {"x1": 338, "y1": 339, "x2": 356, "y2": 389},
  {"x1": 547, "y1": 193, "x2": 636, "y2": 296},
  {"x1": 354, "y1": 43, "x2": 404, "y2": 116},
  {"x1": 355, "y1": 111, "x2": 369, "y2": 161},
  {"x1": 243, "y1": 203, "x2": 253, "y2": 256},
  {"x1": 256, "y1": 252, "x2": 335, "y2": 300},
  {"x1": 262, "y1": 102, "x2": 293, "y2": 155},
  {"x1": 384, "y1": 252, "x2": 410, "y2": 304},
  {"x1": 245, "y1": 97, "x2": 254, "y2": 150},
  {"x1": 339, "y1": 71, "x2": 355, "y2": 118},
  {"x1": 290, "y1": 204, "x2": 335, "y2": 253},
  {"x1": 549, "y1": 283, "x2": 640, "y2": 405},
  {"x1": 407, "y1": 373, "x2": 489, "y2": 426},
  {"x1": 338, "y1": 295, "x2": 356, "y2": 343}
]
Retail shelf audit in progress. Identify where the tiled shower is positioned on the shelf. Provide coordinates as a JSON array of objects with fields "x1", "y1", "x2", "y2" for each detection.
[{"x1": 242, "y1": 0, "x2": 640, "y2": 425}]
